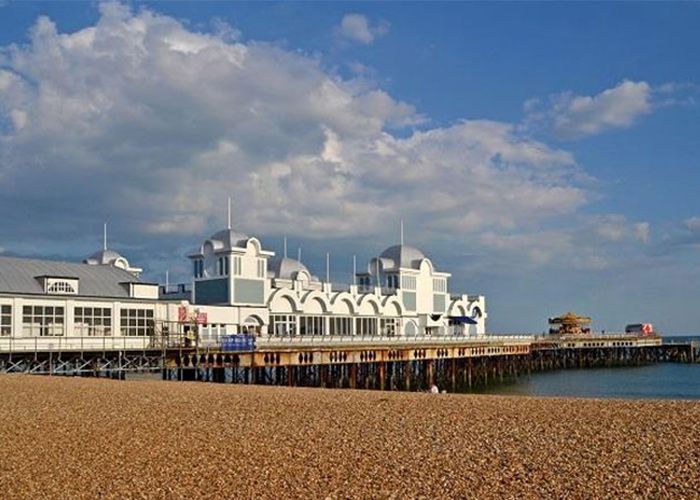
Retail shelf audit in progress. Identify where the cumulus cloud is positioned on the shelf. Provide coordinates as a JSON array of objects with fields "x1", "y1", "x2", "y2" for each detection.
[
  {"x1": 595, "y1": 215, "x2": 650, "y2": 244},
  {"x1": 0, "y1": 1, "x2": 590, "y2": 258},
  {"x1": 478, "y1": 214, "x2": 651, "y2": 270},
  {"x1": 525, "y1": 80, "x2": 653, "y2": 139},
  {"x1": 684, "y1": 217, "x2": 700, "y2": 232},
  {"x1": 336, "y1": 13, "x2": 389, "y2": 45}
]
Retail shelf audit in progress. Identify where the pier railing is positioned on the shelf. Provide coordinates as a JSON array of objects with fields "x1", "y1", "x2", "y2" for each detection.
[
  {"x1": 0, "y1": 336, "x2": 162, "y2": 353},
  {"x1": 254, "y1": 334, "x2": 534, "y2": 349}
]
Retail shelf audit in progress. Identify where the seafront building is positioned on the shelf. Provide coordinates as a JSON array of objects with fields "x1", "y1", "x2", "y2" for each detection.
[{"x1": 0, "y1": 223, "x2": 487, "y2": 347}]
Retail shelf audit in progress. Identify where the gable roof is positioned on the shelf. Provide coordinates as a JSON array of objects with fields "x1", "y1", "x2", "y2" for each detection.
[{"x1": 0, "y1": 256, "x2": 143, "y2": 299}]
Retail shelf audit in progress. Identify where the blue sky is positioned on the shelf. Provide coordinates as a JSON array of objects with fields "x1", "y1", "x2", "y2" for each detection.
[{"x1": 0, "y1": 1, "x2": 699, "y2": 333}]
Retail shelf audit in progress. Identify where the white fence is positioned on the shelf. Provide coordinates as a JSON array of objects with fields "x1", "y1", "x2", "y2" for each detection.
[
  {"x1": 0, "y1": 332, "x2": 535, "y2": 353},
  {"x1": 0, "y1": 336, "x2": 160, "y2": 353},
  {"x1": 255, "y1": 334, "x2": 534, "y2": 349}
]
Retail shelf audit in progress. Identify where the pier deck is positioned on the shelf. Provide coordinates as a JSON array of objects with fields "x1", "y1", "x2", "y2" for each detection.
[{"x1": 0, "y1": 333, "x2": 696, "y2": 390}]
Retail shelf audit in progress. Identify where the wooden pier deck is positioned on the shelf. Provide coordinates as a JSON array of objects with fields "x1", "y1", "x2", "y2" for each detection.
[{"x1": 1, "y1": 334, "x2": 696, "y2": 391}]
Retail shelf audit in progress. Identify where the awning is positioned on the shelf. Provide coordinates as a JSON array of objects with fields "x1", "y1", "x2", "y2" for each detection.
[{"x1": 449, "y1": 316, "x2": 478, "y2": 325}]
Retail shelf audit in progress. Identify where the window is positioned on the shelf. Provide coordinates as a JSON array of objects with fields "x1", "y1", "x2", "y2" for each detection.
[
  {"x1": 215, "y1": 256, "x2": 230, "y2": 276},
  {"x1": 270, "y1": 314, "x2": 296, "y2": 337},
  {"x1": 329, "y1": 316, "x2": 353, "y2": 335},
  {"x1": 433, "y1": 278, "x2": 446, "y2": 293},
  {"x1": 380, "y1": 318, "x2": 400, "y2": 337},
  {"x1": 299, "y1": 315, "x2": 326, "y2": 336},
  {"x1": 47, "y1": 281, "x2": 76, "y2": 294},
  {"x1": 355, "y1": 317, "x2": 377, "y2": 336},
  {"x1": 217, "y1": 257, "x2": 228, "y2": 276},
  {"x1": 75, "y1": 307, "x2": 112, "y2": 336},
  {"x1": 233, "y1": 256, "x2": 242, "y2": 276},
  {"x1": 257, "y1": 259, "x2": 265, "y2": 278},
  {"x1": 22, "y1": 305, "x2": 65, "y2": 337},
  {"x1": 402, "y1": 276, "x2": 416, "y2": 290},
  {"x1": 1, "y1": 305, "x2": 11, "y2": 336},
  {"x1": 120, "y1": 308, "x2": 154, "y2": 336},
  {"x1": 193, "y1": 259, "x2": 204, "y2": 278},
  {"x1": 386, "y1": 275, "x2": 399, "y2": 289}
]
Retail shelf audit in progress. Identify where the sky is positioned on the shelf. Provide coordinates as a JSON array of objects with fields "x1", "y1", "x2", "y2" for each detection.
[{"x1": 0, "y1": 1, "x2": 699, "y2": 333}]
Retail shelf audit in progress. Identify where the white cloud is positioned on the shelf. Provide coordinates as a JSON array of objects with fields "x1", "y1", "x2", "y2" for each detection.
[
  {"x1": 336, "y1": 13, "x2": 389, "y2": 45},
  {"x1": 684, "y1": 217, "x2": 700, "y2": 232},
  {"x1": 478, "y1": 214, "x2": 651, "y2": 270},
  {"x1": 0, "y1": 2, "x2": 590, "y2": 250},
  {"x1": 633, "y1": 222, "x2": 651, "y2": 244},
  {"x1": 526, "y1": 80, "x2": 653, "y2": 139},
  {"x1": 595, "y1": 215, "x2": 650, "y2": 244}
]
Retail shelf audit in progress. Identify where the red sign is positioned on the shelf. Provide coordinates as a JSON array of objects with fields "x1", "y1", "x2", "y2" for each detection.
[{"x1": 196, "y1": 312, "x2": 208, "y2": 325}]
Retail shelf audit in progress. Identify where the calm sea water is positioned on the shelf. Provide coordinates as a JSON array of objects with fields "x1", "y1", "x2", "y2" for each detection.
[{"x1": 486, "y1": 336, "x2": 700, "y2": 400}]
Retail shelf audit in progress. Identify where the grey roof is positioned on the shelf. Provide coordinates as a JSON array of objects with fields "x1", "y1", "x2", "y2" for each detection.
[
  {"x1": 267, "y1": 256, "x2": 318, "y2": 281},
  {"x1": 378, "y1": 244, "x2": 428, "y2": 271},
  {"x1": 0, "y1": 256, "x2": 144, "y2": 298}
]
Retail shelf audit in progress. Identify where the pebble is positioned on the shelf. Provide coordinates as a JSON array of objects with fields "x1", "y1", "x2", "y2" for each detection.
[{"x1": 0, "y1": 375, "x2": 698, "y2": 499}]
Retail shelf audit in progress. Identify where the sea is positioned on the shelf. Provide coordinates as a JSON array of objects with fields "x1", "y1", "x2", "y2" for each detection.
[{"x1": 484, "y1": 336, "x2": 700, "y2": 400}]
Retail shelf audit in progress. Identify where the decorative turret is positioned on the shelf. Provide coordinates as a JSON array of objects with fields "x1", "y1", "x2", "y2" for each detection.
[{"x1": 83, "y1": 224, "x2": 142, "y2": 277}]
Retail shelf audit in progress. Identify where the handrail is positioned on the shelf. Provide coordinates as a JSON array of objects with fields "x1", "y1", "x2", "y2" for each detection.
[{"x1": 0, "y1": 332, "x2": 535, "y2": 353}]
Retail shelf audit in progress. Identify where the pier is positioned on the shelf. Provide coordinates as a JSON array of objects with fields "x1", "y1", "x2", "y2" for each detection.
[{"x1": 1, "y1": 324, "x2": 696, "y2": 391}]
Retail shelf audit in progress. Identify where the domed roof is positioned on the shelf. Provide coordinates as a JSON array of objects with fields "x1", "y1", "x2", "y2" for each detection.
[
  {"x1": 84, "y1": 249, "x2": 127, "y2": 267},
  {"x1": 267, "y1": 256, "x2": 317, "y2": 281},
  {"x1": 379, "y1": 244, "x2": 427, "y2": 271},
  {"x1": 209, "y1": 229, "x2": 250, "y2": 250},
  {"x1": 83, "y1": 248, "x2": 141, "y2": 276}
]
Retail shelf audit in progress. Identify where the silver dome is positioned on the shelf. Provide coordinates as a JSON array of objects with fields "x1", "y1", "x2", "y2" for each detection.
[
  {"x1": 267, "y1": 256, "x2": 317, "y2": 281},
  {"x1": 378, "y1": 244, "x2": 427, "y2": 271},
  {"x1": 84, "y1": 249, "x2": 127, "y2": 266},
  {"x1": 208, "y1": 229, "x2": 250, "y2": 250}
]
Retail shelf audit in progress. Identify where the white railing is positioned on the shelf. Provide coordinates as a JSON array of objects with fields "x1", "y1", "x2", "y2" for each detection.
[
  {"x1": 0, "y1": 332, "x2": 536, "y2": 354},
  {"x1": 256, "y1": 334, "x2": 533, "y2": 348},
  {"x1": 0, "y1": 336, "x2": 160, "y2": 353}
]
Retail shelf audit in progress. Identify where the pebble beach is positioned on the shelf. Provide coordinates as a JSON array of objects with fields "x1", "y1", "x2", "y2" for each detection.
[{"x1": 1, "y1": 375, "x2": 699, "y2": 499}]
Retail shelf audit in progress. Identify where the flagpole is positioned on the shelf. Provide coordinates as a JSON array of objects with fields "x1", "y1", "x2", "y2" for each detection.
[{"x1": 352, "y1": 255, "x2": 356, "y2": 285}]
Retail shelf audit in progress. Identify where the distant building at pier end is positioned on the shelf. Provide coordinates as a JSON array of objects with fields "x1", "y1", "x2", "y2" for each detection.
[{"x1": 0, "y1": 223, "x2": 487, "y2": 343}]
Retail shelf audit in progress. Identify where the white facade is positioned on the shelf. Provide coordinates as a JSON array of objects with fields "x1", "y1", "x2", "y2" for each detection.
[
  {"x1": 184, "y1": 227, "x2": 487, "y2": 337},
  {"x1": 0, "y1": 226, "x2": 487, "y2": 346}
]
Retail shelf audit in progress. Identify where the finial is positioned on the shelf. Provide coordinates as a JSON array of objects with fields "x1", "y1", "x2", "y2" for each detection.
[
  {"x1": 298, "y1": 247, "x2": 302, "y2": 262},
  {"x1": 227, "y1": 196, "x2": 232, "y2": 230},
  {"x1": 103, "y1": 223, "x2": 107, "y2": 251},
  {"x1": 400, "y1": 219, "x2": 404, "y2": 246},
  {"x1": 326, "y1": 252, "x2": 330, "y2": 283},
  {"x1": 284, "y1": 236, "x2": 288, "y2": 258}
]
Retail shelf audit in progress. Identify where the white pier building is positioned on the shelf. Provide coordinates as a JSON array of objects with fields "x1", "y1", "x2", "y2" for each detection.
[{"x1": 0, "y1": 223, "x2": 487, "y2": 350}]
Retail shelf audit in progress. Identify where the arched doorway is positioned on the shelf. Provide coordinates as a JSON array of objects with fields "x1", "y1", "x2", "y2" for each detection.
[{"x1": 242, "y1": 315, "x2": 264, "y2": 336}]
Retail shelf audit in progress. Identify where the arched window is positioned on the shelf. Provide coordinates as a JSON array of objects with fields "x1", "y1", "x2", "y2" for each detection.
[{"x1": 47, "y1": 281, "x2": 76, "y2": 294}]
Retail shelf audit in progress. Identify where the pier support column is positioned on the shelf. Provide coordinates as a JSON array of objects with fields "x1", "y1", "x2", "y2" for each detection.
[
  {"x1": 467, "y1": 359, "x2": 472, "y2": 390},
  {"x1": 404, "y1": 361, "x2": 411, "y2": 391},
  {"x1": 349, "y1": 363, "x2": 357, "y2": 389},
  {"x1": 379, "y1": 362, "x2": 386, "y2": 391}
]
